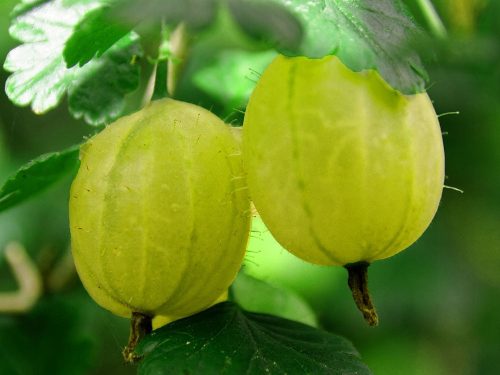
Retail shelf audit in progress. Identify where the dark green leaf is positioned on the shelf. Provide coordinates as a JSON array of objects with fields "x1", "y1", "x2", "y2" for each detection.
[
  {"x1": 227, "y1": 0, "x2": 303, "y2": 51},
  {"x1": 0, "y1": 145, "x2": 80, "y2": 213},
  {"x1": 68, "y1": 33, "x2": 141, "y2": 124},
  {"x1": 4, "y1": 0, "x2": 141, "y2": 125},
  {"x1": 64, "y1": 5, "x2": 133, "y2": 67},
  {"x1": 136, "y1": 302, "x2": 372, "y2": 375},
  {"x1": 0, "y1": 293, "x2": 94, "y2": 375},
  {"x1": 276, "y1": 0, "x2": 428, "y2": 94},
  {"x1": 231, "y1": 272, "x2": 318, "y2": 327}
]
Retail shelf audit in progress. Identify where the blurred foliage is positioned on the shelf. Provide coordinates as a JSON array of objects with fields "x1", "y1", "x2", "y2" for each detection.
[
  {"x1": 231, "y1": 271, "x2": 318, "y2": 327},
  {"x1": 0, "y1": 0, "x2": 499, "y2": 374}
]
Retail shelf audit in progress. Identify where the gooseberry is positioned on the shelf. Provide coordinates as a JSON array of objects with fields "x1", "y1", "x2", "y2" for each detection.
[
  {"x1": 69, "y1": 98, "x2": 251, "y2": 358},
  {"x1": 243, "y1": 55, "x2": 445, "y2": 325}
]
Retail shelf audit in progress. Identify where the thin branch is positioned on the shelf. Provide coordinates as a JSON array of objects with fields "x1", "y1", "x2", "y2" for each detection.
[
  {"x1": 167, "y1": 23, "x2": 189, "y2": 97},
  {"x1": 141, "y1": 61, "x2": 158, "y2": 107},
  {"x1": 416, "y1": 0, "x2": 447, "y2": 39}
]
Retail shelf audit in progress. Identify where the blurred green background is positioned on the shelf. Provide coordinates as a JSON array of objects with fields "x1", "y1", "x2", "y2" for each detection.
[{"x1": 0, "y1": 0, "x2": 499, "y2": 374}]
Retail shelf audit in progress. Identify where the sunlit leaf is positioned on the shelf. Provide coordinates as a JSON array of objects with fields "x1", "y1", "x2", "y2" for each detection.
[
  {"x1": 193, "y1": 49, "x2": 276, "y2": 112},
  {"x1": 4, "y1": 0, "x2": 141, "y2": 125},
  {"x1": 10, "y1": 0, "x2": 49, "y2": 18},
  {"x1": 231, "y1": 272, "x2": 318, "y2": 327}
]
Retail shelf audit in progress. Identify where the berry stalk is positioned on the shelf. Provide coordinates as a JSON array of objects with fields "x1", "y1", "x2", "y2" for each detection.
[
  {"x1": 123, "y1": 312, "x2": 152, "y2": 363},
  {"x1": 345, "y1": 262, "x2": 379, "y2": 326}
]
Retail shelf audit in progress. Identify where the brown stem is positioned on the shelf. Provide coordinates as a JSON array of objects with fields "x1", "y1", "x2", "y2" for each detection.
[
  {"x1": 122, "y1": 312, "x2": 153, "y2": 363},
  {"x1": 345, "y1": 262, "x2": 379, "y2": 326}
]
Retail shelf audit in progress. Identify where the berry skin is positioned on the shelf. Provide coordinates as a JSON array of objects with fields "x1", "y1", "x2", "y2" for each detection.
[
  {"x1": 70, "y1": 98, "x2": 250, "y2": 321},
  {"x1": 243, "y1": 55, "x2": 444, "y2": 325},
  {"x1": 244, "y1": 55, "x2": 444, "y2": 266}
]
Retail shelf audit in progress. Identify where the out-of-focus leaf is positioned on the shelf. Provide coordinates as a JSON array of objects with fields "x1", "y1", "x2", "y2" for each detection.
[
  {"x1": 244, "y1": 216, "x2": 342, "y2": 304},
  {"x1": 64, "y1": 0, "x2": 227, "y2": 67},
  {"x1": 227, "y1": 0, "x2": 303, "y2": 51},
  {"x1": 275, "y1": 0, "x2": 428, "y2": 94},
  {"x1": 193, "y1": 49, "x2": 276, "y2": 111},
  {"x1": 136, "y1": 302, "x2": 372, "y2": 375},
  {"x1": 231, "y1": 272, "x2": 318, "y2": 327},
  {"x1": 151, "y1": 62, "x2": 168, "y2": 101},
  {"x1": 4, "y1": 0, "x2": 141, "y2": 125},
  {"x1": 0, "y1": 145, "x2": 80, "y2": 213},
  {"x1": 362, "y1": 337, "x2": 447, "y2": 375},
  {"x1": 0, "y1": 294, "x2": 94, "y2": 375},
  {"x1": 109, "y1": 0, "x2": 218, "y2": 30},
  {"x1": 10, "y1": 0, "x2": 49, "y2": 17},
  {"x1": 448, "y1": 201, "x2": 500, "y2": 288},
  {"x1": 64, "y1": 5, "x2": 133, "y2": 67}
]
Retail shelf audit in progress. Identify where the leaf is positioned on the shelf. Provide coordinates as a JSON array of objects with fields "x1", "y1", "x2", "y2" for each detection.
[
  {"x1": 275, "y1": 0, "x2": 428, "y2": 94},
  {"x1": 231, "y1": 272, "x2": 318, "y2": 327},
  {"x1": 243, "y1": 216, "x2": 343, "y2": 300},
  {"x1": 10, "y1": 0, "x2": 49, "y2": 18},
  {"x1": 0, "y1": 145, "x2": 80, "y2": 213},
  {"x1": 63, "y1": 0, "x2": 223, "y2": 68},
  {"x1": 193, "y1": 49, "x2": 276, "y2": 112},
  {"x1": 151, "y1": 62, "x2": 168, "y2": 101},
  {"x1": 0, "y1": 293, "x2": 94, "y2": 375},
  {"x1": 68, "y1": 33, "x2": 141, "y2": 124},
  {"x1": 136, "y1": 302, "x2": 372, "y2": 375},
  {"x1": 107, "y1": 0, "x2": 219, "y2": 30},
  {"x1": 4, "y1": 0, "x2": 97, "y2": 113},
  {"x1": 227, "y1": 0, "x2": 303, "y2": 52},
  {"x1": 4, "y1": 0, "x2": 141, "y2": 125},
  {"x1": 64, "y1": 5, "x2": 133, "y2": 67}
]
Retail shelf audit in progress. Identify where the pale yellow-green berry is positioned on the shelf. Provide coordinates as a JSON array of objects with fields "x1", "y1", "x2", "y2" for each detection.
[
  {"x1": 243, "y1": 55, "x2": 444, "y2": 267},
  {"x1": 243, "y1": 55, "x2": 445, "y2": 325},
  {"x1": 70, "y1": 98, "x2": 250, "y2": 320}
]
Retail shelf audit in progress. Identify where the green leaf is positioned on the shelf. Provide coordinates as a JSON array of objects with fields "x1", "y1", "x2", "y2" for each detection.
[
  {"x1": 10, "y1": 0, "x2": 49, "y2": 18},
  {"x1": 64, "y1": 5, "x2": 133, "y2": 67},
  {"x1": 275, "y1": 0, "x2": 428, "y2": 94},
  {"x1": 0, "y1": 293, "x2": 95, "y2": 375},
  {"x1": 151, "y1": 62, "x2": 168, "y2": 101},
  {"x1": 193, "y1": 49, "x2": 276, "y2": 112},
  {"x1": 227, "y1": 0, "x2": 303, "y2": 51},
  {"x1": 64, "y1": 0, "x2": 224, "y2": 67},
  {"x1": 0, "y1": 145, "x2": 80, "y2": 213},
  {"x1": 108, "y1": 0, "x2": 219, "y2": 30},
  {"x1": 136, "y1": 302, "x2": 372, "y2": 375},
  {"x1": 68, "y1": 33, "x2": 141, "y2": 124},
  {"x1": 244, "y1": 216, "x2": 343, "y2": 301},
  {"x1": 231, "y1": 272, "x2": 318, "y2": 327},
  {"x1": 4, "y1": 0, "x2": 141, "y2": 125}
]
